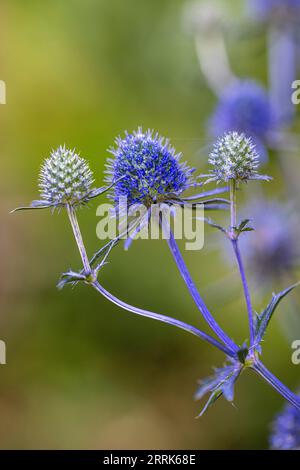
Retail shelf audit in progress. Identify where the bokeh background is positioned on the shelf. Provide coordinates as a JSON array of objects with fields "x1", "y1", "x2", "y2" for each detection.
[{"x1": 1, "y1": 0, "x2": 300, "y2": 449}]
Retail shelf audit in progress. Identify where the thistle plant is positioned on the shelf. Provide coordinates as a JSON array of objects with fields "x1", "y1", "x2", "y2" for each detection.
[
  {"x1": 16, "y1": 146, "x2": 99, "y2": 210},
  {"x1": 207, "y1": 131, "x2": 266, "y2": 184},
  {"x1": 270, "y1": 393, "x2": 300, "y2": 449},
  {"x1": 14, "y1": 130, "x2": 300, "y2": 421},
  {"x1": 209, "y1": 81, "x2": 276, "y2": 161},
  {"x1": 39, "y1": 146, "x2": 95, "y2": 208},
  {"x1": 105, "y1": 128, "x2": 196, "y2": 207},
  {"x1": 103, "y1": 128, "x2": 228, "y2": 250}
]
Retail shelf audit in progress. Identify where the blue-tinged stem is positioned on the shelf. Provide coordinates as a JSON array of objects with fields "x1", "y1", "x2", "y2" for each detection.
[
  {"x1": 253, "y1": 360, "x2": 300, "y2": 412},
  {"x1": 229, "y1": 180, "x2": 237, "y2": 230},
  {"x1": 67, "y1": 204, "x2": 91, "y2": 274},
  {"x1": 65, "y1": 208, "x2": 234, "y2": 356},
  {"x1": 229, "y1": 179, "x2": 255, "y2": 346},
  {"x1": 183, "y1": 186, "x2": 229, "y2": 201},
  {"x1": 232, "y1": 239, "x2": 255, "y2": 346},
  {"x1": 166, "y1": 229, "x2": 238, "y2": 353},
  {"x1": 92, "y1": 280, "x2": 234, "y2": 356}
]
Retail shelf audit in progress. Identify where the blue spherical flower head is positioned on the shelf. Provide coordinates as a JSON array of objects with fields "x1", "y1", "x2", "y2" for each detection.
[
  {"x1": 270, "y1": 395, "x2": 300, "y2": 449},
  {"x1": 209, "y1": 81, "x2": 276, "y2": 160},
  {"x1": 106, "y1": 128, "x2": 196, "y2": 207}
]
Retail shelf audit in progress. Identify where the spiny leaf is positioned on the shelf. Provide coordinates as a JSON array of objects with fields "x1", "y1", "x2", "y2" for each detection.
[
  {"x1": 195, "y1": 360, "x2": 242, "y2": 417},
  {"x1": 238, "y1": 219, "x2": 251, "y2": 230},
  {"x1": 248, "y1": 174, "x2": 272, "y2": 182},
  {"x1": 56, "y1": 270, "x2": 97, "y2": 290},
  {"x1": 255, "y1": 281, "x2": 300, "y2": 343},
  {"x1": 197, "y1": 217, "x2": 227, "y2": 234},
  {"x1": 183, "y1": 186, "x2": 229, "y2": 201},
  {"x1": 11, "y1": 200, "x2": 53, "y2": 212},
  {"x1": 233, "y1": 219, "x2": 254, "y2": 237},
  {"x1": 198, "y1": 389, "x2": 223, "y2": 417},
  {"x1": 57, "y1": 270, "x2": 87, "y2": 289}
]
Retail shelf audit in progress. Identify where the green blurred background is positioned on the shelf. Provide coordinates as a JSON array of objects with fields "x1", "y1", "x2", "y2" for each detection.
[{"x1": 1, "y1": 0, "x2": 300, "y2": 449}]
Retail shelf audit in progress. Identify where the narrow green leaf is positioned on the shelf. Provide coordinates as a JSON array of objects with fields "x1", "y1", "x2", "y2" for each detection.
[
  {"x1": 233, "y1": 219, "x2": 254, "y2": 236},
  {"x1": 239, "y1": 219, "x2": 251, "y2": 230}
]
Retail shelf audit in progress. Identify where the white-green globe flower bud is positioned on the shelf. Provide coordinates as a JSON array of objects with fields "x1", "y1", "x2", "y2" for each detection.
[
  {"x1": 39, "y1": 145, "x2": 94, "y2": 207},
  {"x1": 207, "y1": 132, "x2": 269, "y2": 183},
  {"x1": 13, "y1": 145, "x2": 115, "y2": 213}
]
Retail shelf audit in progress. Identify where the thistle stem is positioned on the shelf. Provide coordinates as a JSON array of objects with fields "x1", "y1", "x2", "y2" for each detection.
[
  {"x1": 66, "y1": 209, "x2": 234, "y2": 357},
  {"x1": 66, "y1": 204, "x2": 91, "y2": 274},
  {"x1": 230, "y1": 179, "x2": 237, "y2": 230},
  {"x1": 92, "y1": 280, "x2": 234, "y2": 357},
  {"x1": 229, "y1": 179, "x2": 255, "y2": 346},
  {"x1": 165, "y1": 227, "x2": 238, "y2": 353},
  {"x1": 232, "y1": 239, "x2": 255, "y2": 346},
  {"x1": 253, "y1": 360, "x2": 300, "y2": 411}
]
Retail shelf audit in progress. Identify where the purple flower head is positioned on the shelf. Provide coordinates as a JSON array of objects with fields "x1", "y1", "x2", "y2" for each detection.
[
  {"x1": 240, "y1": 200, "x2": 299, "y2": 285},
  {"x1": 209, "y1": 81, "x2": 276, "y2": 160},
  {"x1": 104, "y1": 128, "x2": 232, "y2": 250},
  {"x1": 105, "y1": 128, "x2": 195, "y2": 207},
  {"x1": 249, "y1": 0, "x2": 300, "y2": 23},
  {"x1": 270, "y1": 394, "x2": 300, "y2": 449}
]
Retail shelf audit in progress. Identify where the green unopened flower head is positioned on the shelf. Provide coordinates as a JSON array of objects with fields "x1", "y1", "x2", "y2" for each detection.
[
  {"x1": 207, "y1": 132, "x2": 269, "y2": 184},
  {"x1": 39, "y1": 145, "x2": 94, "y2": 208}
]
